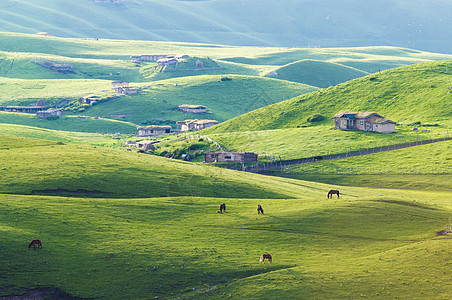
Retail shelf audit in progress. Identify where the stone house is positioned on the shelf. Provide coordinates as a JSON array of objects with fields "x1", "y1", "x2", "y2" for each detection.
[
  {"x1": 176, "y1": 119, "x2": 218, "y2": 132},
  {"x1": 36, "y1": 108, "x2": 63, "y2": 118},
  {"x1": 178, "y1": 104, "x2": 207, "y2": 114},
  {"x1": 204, "y1": 152, "x2": 258, "y2": 163},
  {"x1": 332, "y1": 111, "x2": 396, "y2": 133},
  {"x1": 137, "y1": 125, "x2": 171, "y2": 137}
]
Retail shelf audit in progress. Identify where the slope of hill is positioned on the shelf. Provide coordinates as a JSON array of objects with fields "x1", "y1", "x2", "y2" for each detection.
[
  {"x1": 0, "y1": 0, "x2": 451, "y2": 53},
  {"x1": 205, "y1": 60, "x2": 452, "y2": 134},
  {"x1": 266, "y1": 59, "x2": 368, "y2": 88},
  {"x1": 0, "y1": 133, "x2": 312, "y2": 199},
  {"x1": 82, "y1": 75, "x2": 317, "y2": 126}
]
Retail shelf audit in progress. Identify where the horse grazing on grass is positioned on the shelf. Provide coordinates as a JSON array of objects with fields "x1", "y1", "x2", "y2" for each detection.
[
  {"x1": 219, "y1": 203, "x2": 226, "y2": 213},
  {"x1": 28, "y1": 239, "x2": 42, "y2": 249},
  {"x1": 327, "y1": 190, "x2": 340, "y2": 198},
  {"x1": 257, "y1": 204, "x2": 264, "y2": 214},
  {"x1": 260, "y1": 254, "x2": 272, "y2": 263}
]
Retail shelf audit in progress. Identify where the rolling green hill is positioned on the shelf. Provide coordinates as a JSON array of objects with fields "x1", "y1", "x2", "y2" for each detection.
[
  {"x1": 1, "y1": 32, "x2": 451, "y2": 133},
  {"x1": 206, "y1": 60, "x2": 452, "y2": 134},
  {"x1": 0, "y1": 133, "x2": 451, "y2": 299},
  {"x1": 0, "y1": 0, "x2": 451, "y2": 54}
]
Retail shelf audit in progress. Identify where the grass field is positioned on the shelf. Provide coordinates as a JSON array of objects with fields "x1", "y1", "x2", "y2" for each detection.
[
  {"x1": 1, "y1": 191, "x2": 451, "y2": 299},
  {"x1": 1, "y1": 127, "x2": 452, "y2": 299}
]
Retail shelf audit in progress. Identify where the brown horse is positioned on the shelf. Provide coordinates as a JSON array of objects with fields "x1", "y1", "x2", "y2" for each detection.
[
  {"x1": 219, "y1": 203, "x2": 226, "y2": 213},
  {"x1": 260, "y1": 254, "x2": 272, "y2": 263},
  {"x1": 257, "y1": 204, "x2": 264, "y2": 214},
  {"x1": 28, "y1": 239, "x2": 42, "y2": 249},
  {"x1": 327, "y1": 190, "x2": 340, "y2": 198}
]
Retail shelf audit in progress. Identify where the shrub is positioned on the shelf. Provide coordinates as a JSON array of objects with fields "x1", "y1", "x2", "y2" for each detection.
[{"x1": 307, "y1": 114, "x2": 325, "y2": 122}]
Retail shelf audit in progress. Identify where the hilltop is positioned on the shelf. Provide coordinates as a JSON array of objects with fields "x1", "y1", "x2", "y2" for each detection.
[{"x1": 0, "y1": 0, "x2": 451, "y2": 53}]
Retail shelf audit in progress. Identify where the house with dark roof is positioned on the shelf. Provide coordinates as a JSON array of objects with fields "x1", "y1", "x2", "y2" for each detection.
[{"x1": 332, "y1": 111, "x2": 396, "y2": 133}]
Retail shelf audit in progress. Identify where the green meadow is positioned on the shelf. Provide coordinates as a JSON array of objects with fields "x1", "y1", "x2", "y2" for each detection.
[{"x1": 1, "y1": 132, "x2": 452, "y2": 299}]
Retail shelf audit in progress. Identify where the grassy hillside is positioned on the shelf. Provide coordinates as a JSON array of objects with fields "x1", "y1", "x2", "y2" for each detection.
[
  {"x1": 0, "y1": 133, "x2": 317, "y2": 199},
  {"x1": 206, "y1": 60, "x2": 452, "y2": 134},
  {"x1": 266, "y1": 59, "x2": 368, "y2": 88},
  {"x1": 82, "y1": 75, "x2": 316, "y2": 126},
  {"x1": 0, "y1": 0, "x2": 451, "y2": 53}
]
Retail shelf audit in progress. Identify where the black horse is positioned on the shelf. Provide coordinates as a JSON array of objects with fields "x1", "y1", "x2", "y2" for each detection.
[
  {"x1": 219, "y1": 203, "x2": 226, "y2": 213},
  {"x1": 257, "y1": 204, "x2": 264, "y2": 214}
]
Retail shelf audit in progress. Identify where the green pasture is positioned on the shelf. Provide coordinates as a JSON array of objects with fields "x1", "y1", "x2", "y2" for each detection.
[
  {"x1": 1, "y1": 128, "x2": 452, "y2": 299},
  {"x1": 1, "y1": 189, "x2": 451, "y2": 299}
]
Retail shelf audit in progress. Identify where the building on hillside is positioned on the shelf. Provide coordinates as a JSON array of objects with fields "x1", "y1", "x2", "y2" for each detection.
[
  {"x1": 80, "y1": 95, "x2": 100, "y2": 104},
  {"x1": 127, "y1": 140, "x2": 160, "y2": 152},
  {"x1": 176, "y1": 119, "x2": 219, "y2": 132},
  {"x1": 157, "y1": 57, "x2": 178, "y2": 66},
  {"x1": 0, "y1": 100, "x2": 47, "y2": 113},
  {"x1": 204, "y1": 152, "x2": 258, "y2": 163},
  {"x1": 130, "y1": 54, "x2": 176, "y2": 63},
  {"x1": 178, "y1": 104, "x2": 207, "y2": 114},
  {"x1": 137, "y1": 125, "x2": 172, "y2": 137},
  {"x1": 36, "y1": 108, "x2": 63, "y2": 119},
  {"x1": 332, "y1": 111, "x2": 396, "y2": 133},
  {"x1": 112, "y1": 81, "x2": 137, "y2": 94}
]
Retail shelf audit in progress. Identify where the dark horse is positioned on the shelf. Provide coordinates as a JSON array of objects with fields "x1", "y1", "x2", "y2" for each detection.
[
  {"x1": 28, "y1": 239, "x2": 42, "y2": 249},
  {"x1": 260, "y1": 254, "x2": 272, "y2": 263},
  {"x1": 257, "y1": 204, "x2": 264, "y2": 214},
  {"x1": 327, "y1": 190, "x2": 340, "y2": 198},
  {"x1": 219, "y1": 203, "x2": 226, "y2": 213}
]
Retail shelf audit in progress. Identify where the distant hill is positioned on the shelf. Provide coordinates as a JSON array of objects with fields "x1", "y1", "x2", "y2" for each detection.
[
  {"x1": 0, "y1": 0, "x2": 451, "y2": 53},
  {"x1": 1, "y1": 33, "x2": 451, "y2": 133},
  {"x1": 265, "y1": 60, "x2": 368, "y2": 88}
]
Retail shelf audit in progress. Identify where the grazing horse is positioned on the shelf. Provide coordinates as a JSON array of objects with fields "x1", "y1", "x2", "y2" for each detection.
[
  {"x1": 257, "y1": 204, "x2": 264, "y2": 214},
  {"x1": 260, "y1": 254, "x2": 272, "y2": 263},
  {"x1": 327, "y1": 190, "x2": 340, "y2": 198},
  {"x1": 219, "y1": 203, "x2": 226, "y2": 213},
  {"x1": 28, "y1": 239, "x2": 42, "y2": 249}
]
